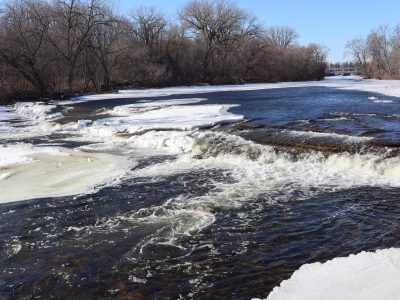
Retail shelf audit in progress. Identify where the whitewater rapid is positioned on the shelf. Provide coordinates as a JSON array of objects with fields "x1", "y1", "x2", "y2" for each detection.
[{"x1": 2, "y1": 77, "x2": 400, "y2": 298}]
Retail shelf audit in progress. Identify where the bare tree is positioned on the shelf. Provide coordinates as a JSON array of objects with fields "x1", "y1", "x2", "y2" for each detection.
[
  {"x1": 129, "y1": 6, "x2": 167, "y2": 54},
  {"x1": 0, "y1": 0, "x2": 328, "y2": 102},
  {"x1": 179, "y1": 0, "x2": 259, "y2": 80},
  {"x1": 265, "y1": 26, "x2": 298, "y2": 48},
  {"x1": 0, "y1": 0, "x2": 52, "y2": 96},
  {"x1": 367, "y1": 26, "x2": 393, "y2": 77},
  {"x1": 345, "y1": 38, "x2": 374, "y2": 78},
  {"x1": 49, "y1": 0, "x2": 109, "y2": 93},
  {"x1": 87, "y1": 9, "x2": 127, "y2": 90}
]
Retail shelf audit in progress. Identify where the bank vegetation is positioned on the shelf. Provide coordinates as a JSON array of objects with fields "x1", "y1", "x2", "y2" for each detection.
[
  {"x1": 0, "y1": 0, "x2": 327, "y2": 103},
  {"x1": 347, "y1": 25, "x2": 400, "y2": 79}
]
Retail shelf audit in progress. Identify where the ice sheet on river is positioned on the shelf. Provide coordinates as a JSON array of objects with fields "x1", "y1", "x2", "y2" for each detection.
[
  {"x1": 0, "y1": 143, "x2": 133, "y2": 203},
  {"x1": 267, "y1": 248, "x2": 400, "y2": 300},
  {"x1": 82, "y1": 104, "x2": 243, "y2": 137},
  {"x1": 52, "y1": 76, "x2": 400, "y2": 104}
]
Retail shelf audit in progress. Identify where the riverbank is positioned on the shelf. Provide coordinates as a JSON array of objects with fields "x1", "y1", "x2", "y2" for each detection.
[{"x1": 0, "y1": 77, "x2": 328, "y2": 106}]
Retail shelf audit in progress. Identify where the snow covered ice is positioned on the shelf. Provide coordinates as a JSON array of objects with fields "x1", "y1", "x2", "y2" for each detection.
[{"x1": 267, "y1": 248, "x2": 400, "y2": 300}]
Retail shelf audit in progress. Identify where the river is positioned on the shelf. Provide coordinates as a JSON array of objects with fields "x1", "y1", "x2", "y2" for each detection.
[{"x1": 1, "y1": 76, "x2": 400, "y2": 299}]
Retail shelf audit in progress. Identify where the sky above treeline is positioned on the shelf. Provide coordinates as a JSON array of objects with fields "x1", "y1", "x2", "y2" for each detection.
[{"x1": 116, "y1": 0, "x2": 400, "y2": 62}]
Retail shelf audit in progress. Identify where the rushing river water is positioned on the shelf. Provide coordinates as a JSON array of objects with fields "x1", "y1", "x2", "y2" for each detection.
[{"x1": 2, "y1": 77, "x2": 400, "y2": 299}]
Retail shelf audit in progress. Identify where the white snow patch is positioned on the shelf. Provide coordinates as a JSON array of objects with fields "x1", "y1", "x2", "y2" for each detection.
[
  {"x1": 0, "y1": 144, "x2": 134, "y2": 203},
  {"x1": 108, "y1": 98, "x2": 207, "y2": 116},
  {"x1": 72, "y1": 104, "x2": 243, "y2": 138},
  {"x1": 0, "y1": 144, "x2": 66, "y2": 167},
  {"x1": 267, "y1": 248, "x2": 400, "y2": 300}
]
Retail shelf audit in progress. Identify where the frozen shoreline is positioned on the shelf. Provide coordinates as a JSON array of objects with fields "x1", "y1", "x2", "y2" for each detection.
[
  {"x1": 48, "y1": 76, "x2": 400, "y2": 105},
  {"x1": 267, "y1": 248, "x2": 400, "y2": 300}
]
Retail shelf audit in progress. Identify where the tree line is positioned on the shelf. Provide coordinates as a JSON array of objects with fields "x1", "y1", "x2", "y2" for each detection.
[
  {"x1": 0, "y1": 0, "x2": 327, "y2": 103},
  {"x1": 346, "y1": 25, "x2": 400, "y2": 79}
]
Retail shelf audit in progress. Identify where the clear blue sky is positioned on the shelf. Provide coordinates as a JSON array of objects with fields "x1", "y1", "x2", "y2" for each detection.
[{"x1": 115, "y1": 0, "x2": 400, "y2": 62}]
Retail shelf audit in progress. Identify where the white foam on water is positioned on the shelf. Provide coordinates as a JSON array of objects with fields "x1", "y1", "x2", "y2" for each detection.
[
  {"x1": 0, "y1": 102, "x2": 63, "y2": 140},
  {"x1": 128, "y1": 275, "x2": 147, "y2": 284},
  {"x1": 0, "y1": 143, "x2": 134, "y2": 203},
  {"x1": 0, "y1": 106, "x2": 17, "y2": 133},
  {"x1": 127, "y1": 130, "x2": 197, "y2": 154},
  {"x1": 132, "y1": 131, "x2": 400, "y2": 192},
  {"x1": 70, "y1": 130, "x2": 400, "y2": 253},
  {"x1": 286, "y1": 129, "x2": 373, "y2": 143},
  {"x1": 14, "y1": 102, "x2": 59, "y2": 121},
  {"x1": 114, "y1": 131, "x2": 400, "y2": 243},
  {"x1": 0, "y1": 106, "x2": 15, "y2": 121},
  {"x1": 267, "y1": 248, "x2": 400, "y2": 300},
  {"x1": 374, "y1": 99, "x2": 393, "y2": 103}
]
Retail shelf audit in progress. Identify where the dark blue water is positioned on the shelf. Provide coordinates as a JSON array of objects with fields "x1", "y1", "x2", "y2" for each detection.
[
  {"x1": 69, "y1": 83, "x2": 400, "y2": 144},
  {"x1": 2, "y1": 81, "x2": 400, "y2": 299}
]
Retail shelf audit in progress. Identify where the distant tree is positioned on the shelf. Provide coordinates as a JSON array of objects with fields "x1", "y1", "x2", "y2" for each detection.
[
  {"x1": 179, "y1": 0, "x2": 260, "y2": 81},
  {"x1": 265, "y1": 26, "x2": 298, "y2": 48},
  {"x1": 87, "y1": 8, "x2": 126, "y2": 90},
  {"x1": 0, "y1": 0, "x2": 53, "y2": 96},
  {"x1": 345, "y1": 38, "x2": 374, "y2": 78},
  {"x1": 129, "y1": 6, "x2": 167, "y2": 54},
  {"x1": 367, "y1": 26, "x2": 393, "y2": 77},
  {"x1": 0, "y1": 0, "x2": 328, "y2": 102},
  {"x1": 49, "y1": 0, "x2": 109, "y2": 93}
]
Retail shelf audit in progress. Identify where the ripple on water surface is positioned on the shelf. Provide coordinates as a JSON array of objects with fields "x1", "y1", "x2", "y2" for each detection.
[{"x1": 2, "y1": 81, "x2": 400, "y2": 299}]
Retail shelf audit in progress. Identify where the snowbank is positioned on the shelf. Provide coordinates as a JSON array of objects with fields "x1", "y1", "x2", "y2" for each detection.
[{"x1": 267, "y1": 248, "x2": 400, "y2": 300}]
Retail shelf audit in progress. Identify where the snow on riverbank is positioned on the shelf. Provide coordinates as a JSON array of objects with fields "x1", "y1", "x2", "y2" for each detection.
[
  {"x1": 267, "y1": 248, "x2": 400, "y2": 300},
  {"x1": 50, "y1": 76, "x2": 400, "y2": 105}
]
